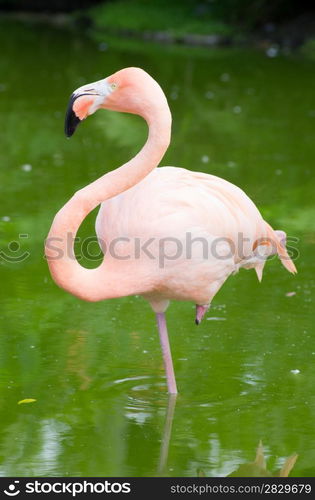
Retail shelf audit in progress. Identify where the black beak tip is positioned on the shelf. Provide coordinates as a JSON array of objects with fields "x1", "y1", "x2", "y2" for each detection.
[
  {"x1": 64, "y1": 93, "x2": 81, "y2": 138},
  {"x1": 65, "y1": 113, "x2": 81, "y2": 138}
]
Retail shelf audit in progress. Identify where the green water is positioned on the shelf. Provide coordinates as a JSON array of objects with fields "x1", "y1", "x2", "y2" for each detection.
[{"x1": 0, "y1": 20, "x2": 314, "y2": 477}]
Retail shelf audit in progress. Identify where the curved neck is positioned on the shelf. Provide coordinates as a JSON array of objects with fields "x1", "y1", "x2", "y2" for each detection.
[
  {"x1": 45, "y1": 105, "x2": 171, "y2": 301},
  {"x1": 84, "y1": 105, "x2": 171, "y2": 204}
]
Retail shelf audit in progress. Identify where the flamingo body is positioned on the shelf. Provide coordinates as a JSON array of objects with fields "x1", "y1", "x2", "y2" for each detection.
[
  {"x1": 96, "y1": 165, "x2": 294, "y2": 310},
  {"x1": 96, "y1": 166, "x2": 270, "y2": 307}
]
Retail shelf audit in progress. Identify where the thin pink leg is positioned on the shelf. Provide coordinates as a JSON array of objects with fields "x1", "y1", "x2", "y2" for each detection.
[
  {"x1": 195, "y1": 304, "x2": 209, "y2": 325},
  {"x1": 156, "y1": 313, "x2": 178, "y2": 394}
]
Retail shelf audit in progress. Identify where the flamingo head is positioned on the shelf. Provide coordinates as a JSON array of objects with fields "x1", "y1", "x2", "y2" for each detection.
[{"x1": 65, "y1": 67, "x2": 168, "y2": 137}]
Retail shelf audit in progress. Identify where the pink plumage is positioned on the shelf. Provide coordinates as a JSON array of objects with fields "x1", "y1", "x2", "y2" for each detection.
[{"x1": 46, "y1": 68, "x2": 296, "y2": 394}]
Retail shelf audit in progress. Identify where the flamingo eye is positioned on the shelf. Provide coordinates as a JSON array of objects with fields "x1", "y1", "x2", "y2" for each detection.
[{"x1": 110, "y1": 82, "x2": 118, "y2": 90}]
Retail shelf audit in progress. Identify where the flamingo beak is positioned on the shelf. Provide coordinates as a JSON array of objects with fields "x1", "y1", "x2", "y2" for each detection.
[
  {"x1": 64, "y1": 80, "x2": 114, "y2": 138},
  {"x1": 64, "y1": 91, "x2": 99, "y2": 138},
  {"x1": 65, "y1": 93, "x2": 81, "y2": 137}
]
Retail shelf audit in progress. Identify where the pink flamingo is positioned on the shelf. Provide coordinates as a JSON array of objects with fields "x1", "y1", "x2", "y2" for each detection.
[{"x1": 45, "y1": 67, "x2": 296, "y2": 394}]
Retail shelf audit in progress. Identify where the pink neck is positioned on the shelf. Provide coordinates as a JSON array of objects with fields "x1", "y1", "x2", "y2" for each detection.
[{"x1": 45, "y1": 104, "x2": 171, "y2": 301}]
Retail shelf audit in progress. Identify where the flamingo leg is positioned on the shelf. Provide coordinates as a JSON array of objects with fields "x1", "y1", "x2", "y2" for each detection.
[
  {"x1": 195, "y1": 304, "x2": 209, "y2": 325},
  {"x1": 156, "y1": 312, "x2": 178, "y2": 394}
]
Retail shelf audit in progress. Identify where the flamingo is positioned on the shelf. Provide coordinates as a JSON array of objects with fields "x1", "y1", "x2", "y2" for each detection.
[{"x1": 45, "y1": 67, "x2": 296, "y2": 394}]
